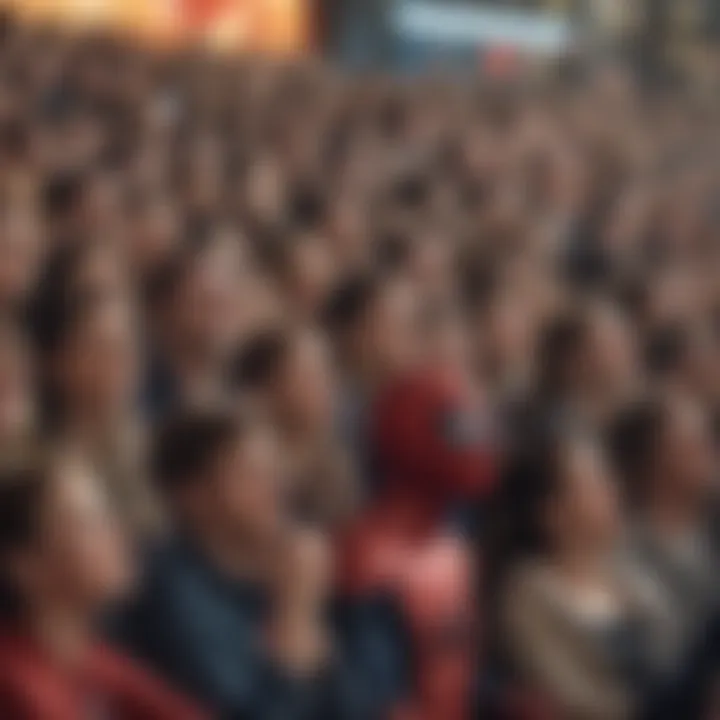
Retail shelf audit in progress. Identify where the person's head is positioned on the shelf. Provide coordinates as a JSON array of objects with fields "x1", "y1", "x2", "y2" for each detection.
[
  {"x1": 539, "y1": 301, "x2": 636, "y2": 408},
  {"x1": 645, "y1": 320, "x2": 720, "y2": 401},
  {"x1": 42, "y1": 170, "x2": 90, "y2": 245},
  {"x1": 0, "y1": 453, "x2": 133, "y2": 623},
  {"x1": 262, "y1": 232, "x2": 336, "y2": 319},
  {"x1": 0, "y1": 319, "x2": 34, "y2": 444},
  {"x1": 35, "y1": 293, "x2": 139, "y2": 429},
  {"x1": 0, "y1": 204, "x2": 42, "y2": 312},
  {"x1": 610, "y1": 393, "x2": 715, "y2": 514},
  {"x1": 323, "y1": 270, "x2": 422, "y2": 385},
  {"x1": 125, "y1": 190, "x2": 180, "y2": 278},
  {"x1": 372, "y1": 368, "x2": 497, "y2": 504},
  {"x1": 152, "y1": 409, "x2": 285, "y2": 547},
  {"x1": 33, "y1": 238, "x2": 128, "y2": 316},
  {"x1": 473, "y1": 285, "x2": 535, "y2": 388},
  {"x1": 583, "y1": 302, "x2": 637, "y2": 395},
  {"x1": 232, "y1": 326, "x2": 336, "y2": 436},
  {"x1": 503, "y1": 430, "x2": 620, "y2": 565},
  {"x1": 145, "y1": 235, "x2": 240, "y2": 369},
  {"x1": 417, "y1": 301, "x2": 471, "y2": 380}
]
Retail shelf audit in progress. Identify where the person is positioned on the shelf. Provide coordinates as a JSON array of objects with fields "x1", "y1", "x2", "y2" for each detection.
[
  {"x1": 322, "y1": 270, "x2": 422, "y2": 489},
  {"x1": 32, "y1": 281, "x2": 161, "y2": 539},
  {"x1": 640, "y1": 609, "x2": 720, "y2": 720},
  {"x1": 611, "y1": 393, "x2": 720, "y2": 678},
  {"x1": 0, "y1": 454, "x2": 205, "y2": 719},
  {"x1": 263, "y1": 231, "x2": 337, "y2": 321},
  {"x1": 42, "y1": 170, "x2": 93, "y2": 249},
  {"x1": 323, "y1": 270, "x2": 423, "y2": 397},
  {"x1": 0, "y1": 318, "x2": 35, "y2": 460},
  {"x1": 340, "y1": 366, "x2": 496, "y2": 720},
  {"x1": 231, "y1": 326, "x2": 357, "y2": 529},
  {"x1": 535, "y1": 302, "x2": 638, "y2": 431},
  {"x1": 495, "y1": 430, "x2": 654, "y2": 720},
  {"x1": 120, "y1": 407, "x2": 405, "y2": 719},
  {"x1": 0, "y1": 200, "x2": 42, "y2": 315},
  {"x1": 143, "y1": 234, "x2": 242, "y2": 416},
  {"x1": 124, "y1": 190, "x2": 181, "y2": 281}
]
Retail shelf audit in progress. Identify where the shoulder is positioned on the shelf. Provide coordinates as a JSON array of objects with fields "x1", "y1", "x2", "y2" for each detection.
[
  {"x1": 0, "y1": 634, "x2": 73, "y2": 718},
  {"x1": 338, "y1": 517, "x2": 407, "y2": 597},
  {"x1": 120, "y1": 539, "x2": 224, "y2": 646},
  {"x1": 503, "y1": 562, "x2": 555, "y2": 602},
  {"x1": 501, "y1": 563, "x2": 560, "y2": 628},
  {"x1": 92, "y1": 644, "x2": 208, "y2": 720},
  {"x1": 137, "y1": 540, "x2": 212, "y2": 601}
]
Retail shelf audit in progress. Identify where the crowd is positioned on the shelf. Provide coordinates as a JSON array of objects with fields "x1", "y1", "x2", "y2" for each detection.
[{"x1": 0, "y1": 10, "x2": 719, "y2": 720}]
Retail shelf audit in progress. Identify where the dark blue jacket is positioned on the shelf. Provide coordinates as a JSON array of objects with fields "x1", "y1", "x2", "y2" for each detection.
[{"x1": 118, "y1": 539, "x2": 410, "y2": 720}]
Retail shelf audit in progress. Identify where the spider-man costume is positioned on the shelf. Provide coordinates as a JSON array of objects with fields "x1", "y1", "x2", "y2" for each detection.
[{"x1": 340, "y1": 367, "x2": 497, "y2": 720}]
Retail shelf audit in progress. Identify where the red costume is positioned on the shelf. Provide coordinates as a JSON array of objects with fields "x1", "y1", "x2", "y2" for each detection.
[
  {"x1": 342, "y1": 368, "x2": 497, "y2": 720},
  {"x1": 0, "y1": 632, "x2": 207, "y2": 720}
]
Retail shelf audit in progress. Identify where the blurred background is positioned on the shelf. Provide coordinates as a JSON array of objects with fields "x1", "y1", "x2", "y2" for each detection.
[
  {"x1": 0, "y1": 0, "x2": 716, "y2": 71},
  {"x1": 0, "y1": 2, "x2": 718, "y2": 720}
]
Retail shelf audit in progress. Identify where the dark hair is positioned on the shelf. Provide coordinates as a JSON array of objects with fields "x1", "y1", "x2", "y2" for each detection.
[
  {"x1": 321, "y1": 272, "x2": 380, "y2": 335},
  {"x1": 484, "y1": 430, "x2": 577, "y2": 663},
  {"x1": 373, "y1": 231, "x2": 413, "y2": 274},
  {"x1": 457, "y1": 247, "x2": 499, "y2": 316},
  {"x1": 644, "y1": 323, "x2": 689, "y2": 378},
  {"x1": 152, "y1": 409, "x2": 244, "y2": 496},
  {"x1": 0, "y1": 116, "x2": 29, "y2": 161},
  {"x1": 288, "y1": 182, "x2": 326, "y2": 232},
  {"x1": 29, "y1": 239, "x2": 107, "y2": 355},
  {"x1": 30, "y1": 242, "x2": 114, "y2": 430},
  {"x1": 538, "y1": 311, "x2": 590, "y2": 397},
  {"x1": 143, "y1": 234, "x2": 214, "y2": 312},
  {"x1": 143, "y1": 250, "x2": 194, "y2": 311},
  {"x1": 488, "y1": 433, "x2": 568, "y2": 569},
  {"x1": 252, "y1": 228, "x2": 297, "y2": 281},
  {"x1": 42, "y1": 170, "x2": 87, "y2": 223},
  {"x1": 392, "y1": 173, "x2": 430, "y2": 210},
  {"x1": 607, "y1": 398, "x2": 666, "y2": 504},
  {"x1": 0, "y1": 463, "x2": 50, "y2": 621},
  {"x1": 230, "y1": 329, "x2": 290, "y2": 391}
]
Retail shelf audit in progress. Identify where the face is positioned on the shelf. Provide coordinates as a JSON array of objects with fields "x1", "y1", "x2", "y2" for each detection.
[
  {"x1": 482, "y1": 292, "x2": 534, "y2": 382},
  {"x1": 25, "y1": 459, "x2": 133, "y2": 612},
  {"x1": 128, "y1": 197, "x2": 179, "y2": 276},
  {"x1": 177, "y1": 241, "x2": 240, "y2": 360},
  {"x1": 660, "y1": 397, "x2": 715, "y2": 500},
  {"x1": 0, "y1": 209, "x2": 42, "y2": 309},
  {"x1": 366, "y1": 277, "x2": 422, "y2": 379},
  {"x1": 586, "y1": 306, "x2": 636, "y2": 395},
  {"x1": 289, "y1": 237, "x2": 336, "y2": 317},
  {"x1": 58, "y1": 299, "x2": 139, "y2": 420},
  {"x1": 411, "y1": 235, "x2": 452, "y2": 300},
  {"x1": 548, "y1": 439, "x2": 620, "y2": 553},
  {"x1": 74, "y1": 243, "x2": 128, "y2": 303},
  {"x1": 210, "y1": 427, "x2": 285, "y2": 544},
  {"x1": 277, "y1": 331, "x2": 336, "y2": 433},
  {"x1": 0, "y1": 330, "x2": 33, "y2": 441},
  {"x1": 423, "y1": 310, "x2": 471, "y2": 380}
]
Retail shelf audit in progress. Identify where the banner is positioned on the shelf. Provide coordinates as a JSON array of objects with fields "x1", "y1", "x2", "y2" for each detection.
[
  {"x1": 391, "y1": 0, "x2": 572, "y2": 55},
  {"x1": 1, "y1": 0, "x2": 312, "y2": 52}
]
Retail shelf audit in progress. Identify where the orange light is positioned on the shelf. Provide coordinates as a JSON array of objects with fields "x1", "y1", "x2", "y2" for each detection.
[{"x1": 1, "y1": 0, "x2": 312, "y2": 53}]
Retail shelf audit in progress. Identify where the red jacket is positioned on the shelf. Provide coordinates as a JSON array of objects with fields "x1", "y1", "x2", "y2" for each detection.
[
  {"x1": 339, "y1": 368, "x2": 497, "y2": 720},
  {"x1": 0, "y1": 632, "x2": 208, "y2": 720},
  {"x1": 342, "y1": 510, "x2": 478, "y2": 720}
]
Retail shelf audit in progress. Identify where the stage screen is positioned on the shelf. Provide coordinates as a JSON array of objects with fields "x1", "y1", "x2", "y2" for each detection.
[{"x1": 0, "y1": 0, "x2": 313, "y2": 52}]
